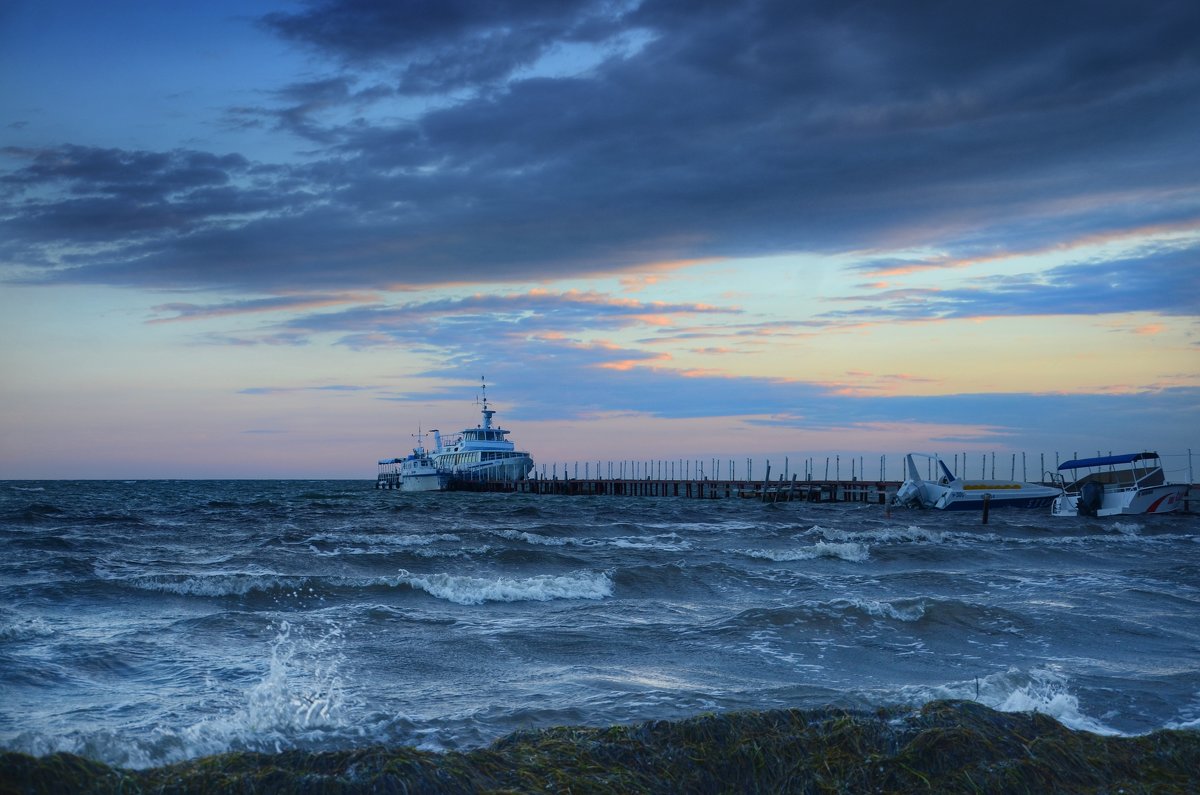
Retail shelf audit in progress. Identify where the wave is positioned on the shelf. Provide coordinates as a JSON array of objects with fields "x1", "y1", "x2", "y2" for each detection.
[
  {"x1": 395, "y1": 568, "x2": 613, "y2": 605},
  {"x1": 305, "y1": 531, "x2": 462, "y2": 547},
  {"x1": 898, "y1": 667, "x2": 1122, "y2": 736},
  {"x1": 0, "y1": 613, "x2": 56, "y2": 642},
  {"x1": 716, "y1": 597, "x2": 928, "y2": 633},
  {"x1": 817, "y1": 525, "x2": 948, "y2": 544},
  {"x1": 3, "y1": 620, "x2": 353, "y2": 769},
  {"x1": 6, "y1": 502, "x2": 68, "y2": 522},
  {"x1": 106, "y1": 568, "x2": 621, "y2": 602},
  {"x1": 1166, "y1": 692, "x2": 1200, "y2": 731},
  {"x1": 492, "y1": 528, "x2": 691, "y2": 552},
  {"x1": 834, "y1": 596, "x2": 927, "y2": 622},
  {"x1": 494, "y1": 528, "x2": 573, "y2": 546},
  {"x1": 121, "y1": 572, "x2": 319, "y2": 598},
  {"x1": 736, "y1": 541, "x2": 869, "y2": 563},
  {"x1": 607, "y1": 534, "x2": 692, "y2": 551}
]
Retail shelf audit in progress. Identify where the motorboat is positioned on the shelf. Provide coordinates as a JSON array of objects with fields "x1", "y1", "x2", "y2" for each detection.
[
  {"x1": 1050, "y1": 452, "x2": 1188, "y2": 517},
  {"x1": 893, "y1": 453, "x2": 1060, "y2": 511},
  {"x1": 429, "y1": 379, "x2": 534, "y2": 483}
]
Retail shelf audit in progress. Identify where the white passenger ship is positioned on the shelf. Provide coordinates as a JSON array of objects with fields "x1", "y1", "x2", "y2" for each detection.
[{"x1": 429, "y1": 380, "x2": 534, "y2": 483}]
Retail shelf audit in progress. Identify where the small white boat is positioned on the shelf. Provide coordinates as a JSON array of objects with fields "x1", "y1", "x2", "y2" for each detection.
[
  {"x1": 1051, "y1": 452, "x2": 1188, "y2": 517},
  {"x1": 376, "y1": 431, "x2": 450, "y2": 492},
  {"x1": 893, "y1": 453, "x2": 1060, "y2": 511}
]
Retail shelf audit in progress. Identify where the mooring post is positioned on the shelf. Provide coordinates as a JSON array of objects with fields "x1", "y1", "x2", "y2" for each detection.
[{"x1": 982, "y1": 493, "x2": 991, "y2": 524}]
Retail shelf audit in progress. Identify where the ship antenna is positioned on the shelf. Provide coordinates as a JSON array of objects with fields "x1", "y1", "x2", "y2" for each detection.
[{"x1": 479, "y1": 375, "x2": 495, "y2": 430}]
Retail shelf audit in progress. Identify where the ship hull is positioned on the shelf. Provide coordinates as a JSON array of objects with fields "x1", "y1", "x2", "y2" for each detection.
[
  {"x1": 439, "y1": 455, "x2": 534, "y2": 483},
  {"x1": 1052, "y1": 483, "x2": 1188, "y2": 517},
  {"x1": 400, "y1": 471, "x2": 451, "y2": 492}
]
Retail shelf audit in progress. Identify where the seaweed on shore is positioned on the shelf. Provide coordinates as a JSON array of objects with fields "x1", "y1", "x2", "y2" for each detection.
[{"x1": 3, "y1": 700, "x2": 1198, "y2": 794}]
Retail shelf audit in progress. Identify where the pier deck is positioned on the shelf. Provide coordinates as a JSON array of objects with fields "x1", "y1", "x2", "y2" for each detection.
[
  {"x1": 379, "y1": 473, "x2": 1200, "y2": 512},
  {"x1": 449, "y1": 476, "x2": 896, "y2": 503}
]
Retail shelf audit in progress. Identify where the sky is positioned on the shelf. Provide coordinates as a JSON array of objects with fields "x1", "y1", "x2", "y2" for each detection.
[{"x1": 1, "y1": 0, "x2": 1198, "y2": 480}]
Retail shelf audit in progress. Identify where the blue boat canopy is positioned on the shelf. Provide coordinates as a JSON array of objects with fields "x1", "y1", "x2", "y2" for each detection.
[{"x1": 1058, "y1": 452, "x2": 1159, "y2": 470}]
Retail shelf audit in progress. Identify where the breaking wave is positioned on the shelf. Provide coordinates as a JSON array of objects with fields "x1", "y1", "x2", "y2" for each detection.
[
  {"x1": 737, "y1": 541, "x2": 869, "y2": 562},
  {"x1": 396, "y1": 569, "x2": 614, "y2": 605}
]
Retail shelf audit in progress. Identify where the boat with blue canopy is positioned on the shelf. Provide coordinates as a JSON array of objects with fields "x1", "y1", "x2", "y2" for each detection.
[{"x1": 1050, "y1": 452, "x2": 1187, "y2": 517}]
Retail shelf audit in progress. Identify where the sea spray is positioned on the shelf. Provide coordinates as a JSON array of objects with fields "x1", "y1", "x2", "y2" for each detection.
[
  {"x1": 896, "y1": 666, "x2": 1122, "y2": 736},
  {"x1": 244, "y1": 621, "x2": 346, "y2": 732}
]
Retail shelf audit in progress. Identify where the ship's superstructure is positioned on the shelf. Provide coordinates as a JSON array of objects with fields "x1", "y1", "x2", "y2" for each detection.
[{"x1": 429, "y1": 380, "x2": 534, "y2": 482}]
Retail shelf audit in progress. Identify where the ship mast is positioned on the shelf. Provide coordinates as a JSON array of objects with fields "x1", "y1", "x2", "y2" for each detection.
[{"x1": 479, "y1": 376, "x2": 495, "y2": 429}]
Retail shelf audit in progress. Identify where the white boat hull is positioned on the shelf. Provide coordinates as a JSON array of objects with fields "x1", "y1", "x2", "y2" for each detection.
[
  {"x1": 1051, "y1": 483, "x2": 1188, "y2": 517},
  {"x1": 440, "y1": 455, "x2": 534, "y2": 483},
  {"x1": 400, "y1": 470, "x2": 450, "y2": 492},
  {"x1": 894, "y1": 454, "x2": 1058, "y2": 511},
  {"x1": 901, "y1": 480, "x2": 1059, "y2": 510}
]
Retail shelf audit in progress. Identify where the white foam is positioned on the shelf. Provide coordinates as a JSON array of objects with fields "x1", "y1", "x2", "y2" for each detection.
[
  {"x1": 307, "y1": 532, "x2": 461, "y2": 547},
  {"x1": 903, "y1": 667, "x2": 1123, "y2": 736},
  {"x1": 836, "y1": 597, "x2": 926, "y2": 622},
  {"x1": 127, "y1": 573, "x2": 309, "y2": 597},
  {"x1": 1165, "y1": 691, "x2": 1200, "y2": 730},
  {"x1": 820, "y1": 525, "x2": 946, "y2": 544},
  {"x1": 495, "y1": 529, "x2": 571, "y2": 546},
  {"x1": 239, "y1": 621, "x2": 346, "y2": 731},
  {"x1": 739, "y1": 542, "x2": 870, "y2": 563},
  {"x1": 396, "y1": 569, "x2": 613, "y2": 605},
  {"x1": 170, "y1": 620, "x2": 350, "y2": 760},
  {"x1": 0, "y1": 614, "x2": 55, "y2": 641},
  {"x1": 607, "y1": 534, "x2": 692, "y2": 551},
  {"x1": 494, "y1": 529, "x2": 691, "y2": 551},
  {"x1": 7, "y1": 620, "x2": 353, "y2": 769}
]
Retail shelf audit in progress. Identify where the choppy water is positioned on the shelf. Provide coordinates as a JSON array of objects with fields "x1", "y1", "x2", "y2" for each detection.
[{"x1": 2, "y1": 480, "x2": 1198, "y2": 769}]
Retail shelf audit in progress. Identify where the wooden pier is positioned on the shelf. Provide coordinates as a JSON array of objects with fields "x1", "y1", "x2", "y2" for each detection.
[
  {"x1": 449, "y1": 475, "x2": 898, "y2": 503},
  {"x1": 445, "y1": 476, "x2": 1200, "y2": 512}
]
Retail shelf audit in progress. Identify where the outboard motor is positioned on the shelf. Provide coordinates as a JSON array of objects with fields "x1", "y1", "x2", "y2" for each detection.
[
  {"x1": 893, "y1": 479, "x2": 923, "y2": 508},
  {"x1": 1077, "y1": 481, "x2": 1105, "y2": 517}
]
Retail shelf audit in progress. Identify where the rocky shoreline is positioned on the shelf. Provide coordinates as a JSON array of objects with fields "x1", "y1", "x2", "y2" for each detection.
[{"x1": 3, "y1": 700, "x2": 1198, "y2": 793}]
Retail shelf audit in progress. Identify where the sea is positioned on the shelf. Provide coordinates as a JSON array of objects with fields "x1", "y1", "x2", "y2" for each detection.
[{"x1": 2, "y1": 479, "x2": 1198, "y2": 770}]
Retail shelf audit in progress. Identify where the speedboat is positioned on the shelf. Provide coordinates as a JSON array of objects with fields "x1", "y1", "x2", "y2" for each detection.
[
  {"x1": 429, "y1": 379, "x2": 534, "y2": 483},
  {"x1": 893, "y1": 453, "x2": 1060, "y2": 511},
  {"x1": 1051, "y1": 452, "x2": 1188, "y2": 517}
]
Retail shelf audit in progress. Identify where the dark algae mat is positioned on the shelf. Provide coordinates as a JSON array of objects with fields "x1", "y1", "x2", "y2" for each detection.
[{"x1": 3, "y1": 700, "x2": 1198, "y2": 794}]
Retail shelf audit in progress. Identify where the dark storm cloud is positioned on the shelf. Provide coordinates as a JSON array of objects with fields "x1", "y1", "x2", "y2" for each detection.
[
  {"x1": 3, "y1": 0, "x2": 1199, "y2": 293},
  {"x1": 261, "y1": 0, "x2": 632, "y2": 93}
]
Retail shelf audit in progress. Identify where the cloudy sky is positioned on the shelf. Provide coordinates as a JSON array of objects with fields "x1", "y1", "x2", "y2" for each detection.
[{"x1": 2, "y1": 0, "x2": 1198, "y2": 479}]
